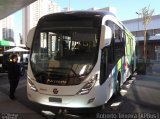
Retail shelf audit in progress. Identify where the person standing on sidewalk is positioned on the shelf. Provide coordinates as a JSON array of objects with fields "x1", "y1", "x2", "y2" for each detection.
[{"x1": 7, "y1": 54, "x2": 21, "y2": 100}]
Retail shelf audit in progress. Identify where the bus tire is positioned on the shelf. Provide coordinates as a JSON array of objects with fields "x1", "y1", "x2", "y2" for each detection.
[
  {"x1": 20, "y1": 66, "x2": 25, "y2": 76},
  {"x1": 131, "y1": 62, "x2": 134, "y2": 75},
  {"x1": 129, "y1": 62, "x2": 134, "y2": 79},
  {"x1": 114, "y1": 73, "x2": 121, "y2": 96}
]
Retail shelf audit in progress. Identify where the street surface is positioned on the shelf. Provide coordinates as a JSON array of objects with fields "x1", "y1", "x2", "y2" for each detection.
[{"x1": 0, "y1": 69, "x2": 160, "y2": 119}]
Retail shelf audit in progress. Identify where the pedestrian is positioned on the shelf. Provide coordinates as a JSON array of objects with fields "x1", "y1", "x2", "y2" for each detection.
[{"x1": 7, "y1": 54, "x2": 21, "y2": 100}]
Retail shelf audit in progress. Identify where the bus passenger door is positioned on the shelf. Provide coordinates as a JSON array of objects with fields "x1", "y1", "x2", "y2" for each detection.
[
  {"x1": 100, "y1": 47, "x2": 108, "y2": 85},
  {"x1": 100, "y1": 47, "x2": 112, "y2": 100}
]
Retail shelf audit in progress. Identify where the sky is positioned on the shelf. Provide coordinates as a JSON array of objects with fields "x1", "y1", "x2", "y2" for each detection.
[
  {"x1": 53, "y1": 0, "x2": 160, "y2": 20},
  {"x1": 14, "y1": 10, "x2": 22, "y2": 44},
  {"x1": 13, "y1": 0, "x2": 160, "y2": 43}
]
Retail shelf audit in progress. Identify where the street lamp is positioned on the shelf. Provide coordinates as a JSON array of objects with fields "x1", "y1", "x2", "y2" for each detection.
[
  {"x1": 136, "y1": 12, "x2": 141, "y2": 60},
  {"x1": 68, "y1": 0, "x2": 70, "y2": 11},
  {"x1": 136, "y1": 12, "x2": 141, "y2": 38}
]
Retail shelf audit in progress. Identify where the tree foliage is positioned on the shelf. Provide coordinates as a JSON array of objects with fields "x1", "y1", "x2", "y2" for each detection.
[{"x1": 140, "y1": 5, "x2": 154, "y2": 63}]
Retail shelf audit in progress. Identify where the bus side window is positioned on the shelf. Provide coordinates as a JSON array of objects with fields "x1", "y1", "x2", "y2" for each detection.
[
  {"x1": 106, "y1": 21, "x2": 115, "y2": 63},
  {"x1": 108, "y1": 38, "x2": 114, "y2": 63},
  {"x1": 106, "y1": 21, "x2": 116, "y2": 76},
  {"x1": 114, "y1": 26, "x2": 124, "y2": 61},
  {"x1": 106, "y1": 21, "x2": 125, "y2": 75}
]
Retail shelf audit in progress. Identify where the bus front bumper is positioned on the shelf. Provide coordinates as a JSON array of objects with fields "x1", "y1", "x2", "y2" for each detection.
[{"x1": 27, "y1": 86, "x2": 104, "y2": 108}]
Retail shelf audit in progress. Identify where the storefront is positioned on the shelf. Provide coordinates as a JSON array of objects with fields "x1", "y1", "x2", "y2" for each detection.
[
  {"x1": 0, "y1": 40, "x2": 15, "y2": 72},
  {"x1": 123, "y1": 15, "x2": 160, "y2": 61}
]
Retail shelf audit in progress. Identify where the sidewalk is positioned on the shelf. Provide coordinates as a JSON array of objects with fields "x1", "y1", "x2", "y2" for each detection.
[
  {"x1": 0, "y1": 91, "x2": 45, "y2": 119},
  {"x1": 0, "y1": 73, "x2": 45, "y2": 119}
]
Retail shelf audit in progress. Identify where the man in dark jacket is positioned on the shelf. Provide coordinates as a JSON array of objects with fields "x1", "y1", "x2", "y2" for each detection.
[{"x1": 8, "y1": 54, "x2": 21, "y2": 100}]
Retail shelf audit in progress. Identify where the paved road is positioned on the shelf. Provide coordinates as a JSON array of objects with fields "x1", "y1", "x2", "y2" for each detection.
[{"x1": 0, "y1": 72, "x2": 160, "y2": 119}]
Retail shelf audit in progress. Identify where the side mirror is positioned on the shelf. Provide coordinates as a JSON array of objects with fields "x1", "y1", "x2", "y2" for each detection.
[
  {"x1": 100, "y1": 25, "x2": 112, "y2": 49},
  {"x1": 26, "y1": 27, "x2": 36, "y2": 48}
]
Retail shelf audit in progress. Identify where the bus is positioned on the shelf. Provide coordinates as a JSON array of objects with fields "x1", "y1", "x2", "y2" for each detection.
[{"x1": 26, "y1": 11, "x2": 136, "y2": 108}]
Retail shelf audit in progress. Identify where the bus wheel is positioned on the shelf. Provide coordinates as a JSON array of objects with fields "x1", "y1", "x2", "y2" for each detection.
[
  {"x1": 20, "y1": 67, "x2": 25, "y2": 76},
  {"x1": 114, "y1": 74, "x2": 121, "y2": 96},
  {"x1": 128, "y1": 63, "x2": 134, "y2": 79}
]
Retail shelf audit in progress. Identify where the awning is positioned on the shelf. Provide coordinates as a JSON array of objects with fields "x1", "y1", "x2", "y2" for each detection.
[
  {"x1": 0, "y1": 40, "x2": 15, "y2": 46},
  {"x1": 4, "y1": 46, "x2": 29, "y2": 53}
]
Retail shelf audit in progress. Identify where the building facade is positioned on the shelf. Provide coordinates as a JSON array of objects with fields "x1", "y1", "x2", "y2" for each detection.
[
  {"x1": 123, "y1": 15, "x2": 160, "y2": 61},
  {"x1": 22, "y1": 0, "x2": 60, "y2": 44},
  {"x1": 0, "y1": 15, "x2": 15, "y2": 43},
  {"x1": 0, "y1": 15, "x2": 15, "y2": 54}
]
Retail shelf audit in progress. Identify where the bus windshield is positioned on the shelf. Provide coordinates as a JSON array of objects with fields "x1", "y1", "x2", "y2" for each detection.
[{"x1": 30, "y1": 25, "x2": 99, "y2": 85}]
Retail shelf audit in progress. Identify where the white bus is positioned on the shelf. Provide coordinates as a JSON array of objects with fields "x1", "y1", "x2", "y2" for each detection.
[{"x1": 26, "y1": 11, "x2": 136, "y2": 108}]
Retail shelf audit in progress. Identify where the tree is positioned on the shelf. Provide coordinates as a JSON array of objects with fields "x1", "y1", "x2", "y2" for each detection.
[{"x1": 140, "y1": 5, "x2": 154, "y2": 63}]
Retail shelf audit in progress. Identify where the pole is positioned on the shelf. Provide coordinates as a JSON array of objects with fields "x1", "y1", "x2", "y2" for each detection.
[
  {"x1": 136, "y1": 12, "x2": 141, "y2": 60},
  {"x1": 69, "y1": 0, "x2": 70, "y2": 11}
]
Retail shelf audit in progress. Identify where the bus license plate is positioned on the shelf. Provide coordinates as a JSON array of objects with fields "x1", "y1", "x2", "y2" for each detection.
[{"x1": 49, "y1": 97, "x2": 62, "y2": 103}]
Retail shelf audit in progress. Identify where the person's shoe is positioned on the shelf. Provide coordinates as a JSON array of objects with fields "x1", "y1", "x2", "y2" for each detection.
[{"x1": 9, "y1": 95, "x2": 15, "y2": 100}]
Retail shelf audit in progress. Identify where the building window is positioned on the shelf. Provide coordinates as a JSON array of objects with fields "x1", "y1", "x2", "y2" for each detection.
[
  {"x1": 136, "y1": 31, "x2": 143, "y2": 37},
  {"x1": 155, "y1": 45, "x2": 160, "y2": 61},
  {"x1": 154, "y1": 29, "x2": 160, "y2": 35},
  {"x1": 155, "y1": 46, "x2": 160, "y2": 52},
  {"x1": 147, "y1": 29, "x2": 154, "y2": 36}
]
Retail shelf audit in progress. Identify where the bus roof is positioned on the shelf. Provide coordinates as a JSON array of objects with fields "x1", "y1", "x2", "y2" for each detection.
[{"x1": 39, "y1": 10, "x2": 116, "y2": 22}]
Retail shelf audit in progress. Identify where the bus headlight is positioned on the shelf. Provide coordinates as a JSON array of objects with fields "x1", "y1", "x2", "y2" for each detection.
[
  {"x1": 77, "y1": 74, "x2": 98, "y2": 95},
  {"x1": 27, "y1": 76, "x2": 38, "y2": 92}
]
